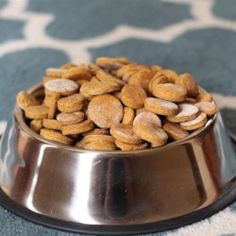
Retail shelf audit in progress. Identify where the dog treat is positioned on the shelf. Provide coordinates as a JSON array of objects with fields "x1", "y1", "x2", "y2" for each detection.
[
  {"x1": 121, "y1": 84, "x2": 147, "y2": 109},
  {"x1": 144, "y1": 97, "x2": 178, "y2": 116},
  {"x1": 42, "y1": 76, "x2": 58, "y2": 84},
  {"x1": 17, "y1": 91, "x2": 39, "y2": 110},
  {"x1": 82, "y1": 128, "x2": 109, "y2": 136},
  {"x1": 96, "y1": 70, "x2": 125, "y2": 86},
  {"x1": 62, "y1": 120, "x2": 94, "y2": 135},
  {"x1": 128, "y1": 69, "x2": 154, "y2": 91},
  {"x1": 122, "y1": 107, "x2": 135, "y2": 125},
  {"x1": 136, "y1": 108, "x2": 147, "y2": 115},
  {"x1": 76, "y1": 134, "x2": 115, "y2": 151},
  {"x1": 148, "y1": 73, "x2": 169, "y2": 93},
  {"x1": 45, "y1": 78, "x2": 78, "y2": 96},
  {"x1": 96, "y1": 57, "x2": 131, "y2": 70},
  {"x1": 197, "y1": 87, "x2": 212, "y2": 102},
  {"x1": 62, "y1": 67, "x2": 92, "y2": 81},
  {"x1": 167, "y1": 103, "x2": 199, "y2": 123},
  {"x1": 163, "y1": 121, "x2": 189, "y2": 141},
  {"x1": 195, "y1": 101, "x2": 217, "y2": 116},
  {"x1": 43, "y1": 93, "x2": 59, "y2": 119},
  {"x1": 151, "y1": 83, "x2": 187, "y2": 102},
  {"x1": 115, "y1": 140, "x2": 148, "y2": 151},
  {"x1": 56, "y1": 112, "x2": 85, "y2": 125},
  {"x1": 88, "y1": 95, "x2": 123, "y2": 128},
  {"x1": 25, "y1": 105, "x2": 48, "y2": 119},
  {"x1": 133, "y1": 111, "x2": 161, "y2": 127},
  {"x1": 43, "y1": 119, "x2": 62, "y2": 130},
  {"x1": 80, "y1": 134, "x2": 115, "y2": 144},
  {"x1": 160, "y1": 69, "x2": 179, "y2": 83},
  {"x1": 110, "y1": 124, "x2": 142, "y2": 144},
  {"x1": 17, "y1": 57, "x2": 217, "y2": 151},
  {"x1": 57, "y1": 93, "x2": 84, "y2": 113},
  {"x1": 180, "y1": 112, "x2": 207, "y2": 130},
  {"x1": 133, "y1": 123, "x2": 168, "y2": 146},
  {"x1": 30, "y1": 119, "x2": 42, "y2": 133},
  {"x1": 80, "y1": 80, "x2": 120, "y2": 98},
  {"x1": 176, "y1": 73, "x2": 198, "y2": 97},
  {"x1": 40, "y1": 128, "x2": 73, "y2": 145},
  {"x1": 60, "y1": 63, "x2": 78, "y2": 69},
  {"x1": 76, "y1": 139, "x2": 116, "y2": 151},
  {"x1": 46, "y1": 68, "x2": 65, "y2": 78},
  {"x1": 116, "y1": 64, "x2": 148, "y2": 82}
]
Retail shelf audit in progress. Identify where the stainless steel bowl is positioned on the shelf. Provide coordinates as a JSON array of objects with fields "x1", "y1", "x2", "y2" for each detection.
[{"x1": 0, "y1": 85, "x2": 236, "y2": 234}]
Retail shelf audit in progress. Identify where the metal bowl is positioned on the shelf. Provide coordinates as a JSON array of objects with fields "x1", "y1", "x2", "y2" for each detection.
[{"x1": 0, "y1": 85, "x2": 236, "y2": 235}]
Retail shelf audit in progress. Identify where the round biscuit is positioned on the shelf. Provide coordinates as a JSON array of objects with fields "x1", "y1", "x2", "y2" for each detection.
[
  {"x1": 88, "y1": 95, "x2": 123, "y2": 128},
  {"x1": 144, "y1": 97, "x2": 178, "y2": 116},
  {"x1": 110, "y1": 124, "x2": 142, "y2": 144},
  {"x1": 121, "y1": 84, "x2": 147, "y2": 109}
]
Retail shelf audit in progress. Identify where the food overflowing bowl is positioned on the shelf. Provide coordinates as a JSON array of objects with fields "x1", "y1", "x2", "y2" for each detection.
[{"x1": 0, "y1": 58, "x2": 235, "y2": 234}]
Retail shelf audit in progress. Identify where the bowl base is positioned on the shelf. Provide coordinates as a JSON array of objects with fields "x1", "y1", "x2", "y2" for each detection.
[{"x1": 1, "y1": 180, "x2": 236, "y2": 235}]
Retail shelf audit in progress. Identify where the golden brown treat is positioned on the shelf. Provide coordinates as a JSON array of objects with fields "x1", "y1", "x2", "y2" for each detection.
[
  {"x1": 133, "y1": 111, "x2": 161, "y2": 127},
  {"x1": 151, "y1": 65, "x2": 163, "y2": 73},
  {"x1": 128, "y1": 69, "x2": 154, "y2": 91},
  {"x1": 115, "y1": 140, "x2": 148, "y2": 151},
  {"x1": 96, "y1": 70, "x2": 125, "y2": 86},
  {"x1": 161, "y1": 69, "x2": 179, "y2": 83},
  {"x1": 80, "y1": 80, "x2": 120, "y2": 98},
  {"x1": 144, "y1": 97, "x2": 178, "y2": 116},
  {"x1": 167, "y1": 103, "x2": 199, "y2": 123},
  {"x1": 195, "y1": 101, "x2": 217, "y2": 116},
  {"x1": 176, "y1": 73, "x2": 198, "y2": 97},
  {"x1": 148, "y1": 73, "x2": 169, "y2": 94},
  {"x1": 46, "y1": 68, "x2": 66, "y2": 78},
  {"x1": 57, "y1": 93, "x2": 84, "y2": 113},
  {"x1": 88, "y1": 95, "x2": 123, "y2": 128},
  {"x1": 81, "y1": 134, "x2": 115, "y2": 144},
  {"x1": 42, "y1": 76, "x2": 58, "y2": 84},
  {"x1": 96, "y1": 57, "x2": 131, "y2": 70},
  {"x1": 135, "y1": 108, "x2": 147, "y2": 115},
  {"x1": 60, "y1": 63, "x2": 78, "y2": 69},
  {"x1": 43, "y1": 93, "x2": 60, "y2": 119},
  {"x1": 163, "y1": 121, "x2": 189, "y2": 141},
  {"x1": 151, "y1": 83, "x2": 187, "y2": 102},
  {"x1": 45, "y1": 79, "x2": 78, "y2": 96},
  {"x1": 62, "y1": 67, "x2": 92, "y2": 80},
  {"x1": 76, "y1": 79, "x2": 89, "y2": 87},
  {"x1": 113, "y1": 91, "x2": 122, "y2": 100},
  {"x1": 180, "y1": 112, "x2": 207, "y2": 130},
  {"x1": 116, "y1": 64, "x2": 148, "y2": 82},
  {"x1": 56, "y1": 111, "x2": 85, "y2": 125},
  {"x1": 17, "y1": 91, "x2": 39, "y2": 110},
  {"x1": 62, "y1": 120, "x2": 94, "y2": 135},
  {"x1": 185, "y1": 97, "x2": 197, "y2": 104},
  {"x1": 90, "y1": 77, "x2": 100, "y2": 83},
  {"x1": 196, "y1": 87, "x2": 212, "y2": 102},
  {"x1": 25, "y1": 105, "x2": 48, "y2": 119},
  {"x1": 76, "y1": 140, "x2": 116, "y2": 151},
  {"x1": 40, "y1": 128, "x2": 73, "y2": 144},
  {"x1": 122, "y1": 107, "x2": 135, "y2": 125},
  {"x1": 42, "y1": 119, "x2": 62, "y2": 130},
  {"x1": 110, "y1": 124, "x2": 142, "y2": 144},
  {"x1": 82, "y1": 128, "x2": 109, "y2": 136},
  {"x1": 30, "y1": 119, "x2": 42, "y2": 133},
  {"x1": 121, "y1": 84, "x2": 147, "y2": 109},
  {"x1": 133, "y1": 122, "x2": 168, "y2": 146}
]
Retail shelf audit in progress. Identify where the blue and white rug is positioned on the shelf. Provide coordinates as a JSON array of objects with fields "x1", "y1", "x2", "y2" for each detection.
[{"x1": 0, "y1": 0, "x2": 236, "y2": 235}]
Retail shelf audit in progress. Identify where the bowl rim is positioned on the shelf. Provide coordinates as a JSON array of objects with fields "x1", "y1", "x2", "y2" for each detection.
[{"x1": 13, "y1": 83, "x2": 217, "y2": 155}]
